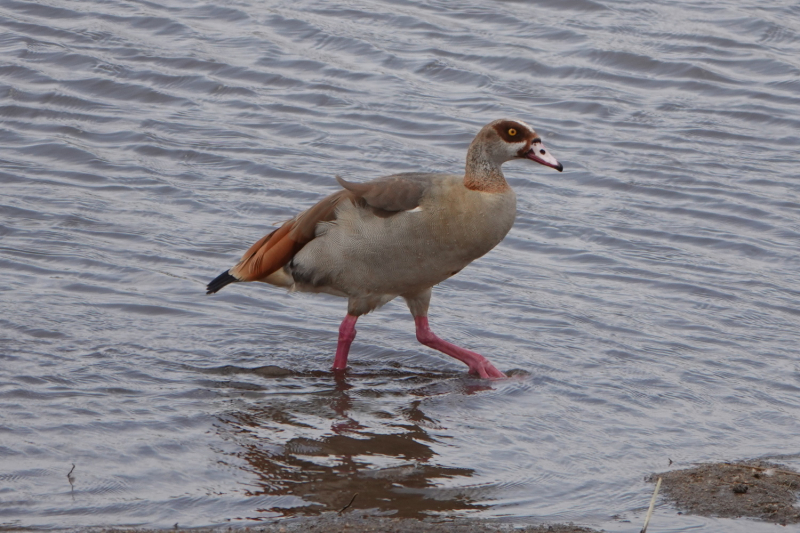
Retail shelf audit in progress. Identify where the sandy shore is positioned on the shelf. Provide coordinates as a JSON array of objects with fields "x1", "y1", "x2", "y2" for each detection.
[{"x1": 652, "y1": 460, "x2": 800, "y2": 526}]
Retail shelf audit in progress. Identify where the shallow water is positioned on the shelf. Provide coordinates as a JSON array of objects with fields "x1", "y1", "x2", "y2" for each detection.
[{"x1": 2, "y1": 0, "x2": 800, "y2": 530}]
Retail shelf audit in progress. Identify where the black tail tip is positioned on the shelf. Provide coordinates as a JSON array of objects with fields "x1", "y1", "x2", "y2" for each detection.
[{"x1": 206, "y1": 271, "x2": 238, "y2": 294}]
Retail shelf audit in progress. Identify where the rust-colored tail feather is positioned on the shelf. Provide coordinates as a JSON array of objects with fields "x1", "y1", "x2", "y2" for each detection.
[{"x1": 230, "y1": 221, "x2": 299, "y2": 282}]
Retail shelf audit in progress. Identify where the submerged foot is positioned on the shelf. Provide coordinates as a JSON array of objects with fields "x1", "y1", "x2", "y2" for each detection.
[{"x1": 468, "y1": 359, "x2": 507, "y2": 379}]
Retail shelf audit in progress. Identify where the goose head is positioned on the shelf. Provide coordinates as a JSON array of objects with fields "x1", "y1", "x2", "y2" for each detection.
[{"x1": 471, "y1": 119, "x2": 563, "y2": 172}]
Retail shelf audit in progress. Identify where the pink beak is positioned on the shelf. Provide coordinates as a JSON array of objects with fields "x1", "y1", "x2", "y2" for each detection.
[{"x1": 525, "y1": 141, "x2": 563, "y2": 172}]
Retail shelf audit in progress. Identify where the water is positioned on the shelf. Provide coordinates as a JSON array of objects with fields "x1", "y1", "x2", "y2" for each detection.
[{"x1": 2, "y1": 0, "x2": 800, "y2": 530}]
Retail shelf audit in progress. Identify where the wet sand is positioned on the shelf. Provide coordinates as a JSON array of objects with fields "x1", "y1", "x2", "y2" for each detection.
[
  {"x1": 652, "y1": 461, "x2": 800, "y2": 526},
  {"x1": 95, "y1": 520, "x2": 601, "y2": 533}
]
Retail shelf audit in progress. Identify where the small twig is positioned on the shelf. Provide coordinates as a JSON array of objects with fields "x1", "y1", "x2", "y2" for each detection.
[
  {"x1": 338, "y1": 493, "x2": 358, "y2": 514},
  {"x1": 641, "y1": 477, "x2": 661, "y2": 533},
  {"x1": 67, "y1": 463, "x2": 76, "y2": 499}
]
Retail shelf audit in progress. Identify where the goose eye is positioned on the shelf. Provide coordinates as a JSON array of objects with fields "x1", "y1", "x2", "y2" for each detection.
[{"x1": 508, "y1": 128, "x2": 517, "y2": 136}]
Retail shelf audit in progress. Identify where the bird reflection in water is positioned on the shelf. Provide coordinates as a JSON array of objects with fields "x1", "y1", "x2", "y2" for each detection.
[{"x1": 217, "y1": 369, "x2": 494, "y2": 518}]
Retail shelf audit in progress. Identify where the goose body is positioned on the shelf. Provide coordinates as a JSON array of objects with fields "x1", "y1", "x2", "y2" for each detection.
[
  {"x1": 207, "y1": 119, "x2": 563, "y2": 378},
  {"x1": 287, "y1": 173, "x2": 517, "y2": 308}
]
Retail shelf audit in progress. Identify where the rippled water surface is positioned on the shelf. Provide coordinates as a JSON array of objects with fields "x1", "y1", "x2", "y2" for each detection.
[{"x1": 2, "y1": 0, "x2": 800, "y2": 531}]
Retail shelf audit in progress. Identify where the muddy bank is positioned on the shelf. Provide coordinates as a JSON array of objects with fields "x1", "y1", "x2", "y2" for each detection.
[
  {"x1": 651, "y1": 461, "x2": 800, "y2": 525},
  {"x1": 94, "y1": 519, "x2": 602, "y2": 533}
]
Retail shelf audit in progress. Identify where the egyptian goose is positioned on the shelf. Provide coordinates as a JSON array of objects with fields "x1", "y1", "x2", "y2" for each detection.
[{"x1": 207, "y1": 119, "x2": 563, "y2": 378}]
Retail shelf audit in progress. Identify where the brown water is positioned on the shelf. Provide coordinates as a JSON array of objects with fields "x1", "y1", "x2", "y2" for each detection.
[{"x1": 2, "y1": 0, "x2": 800, "y2": 531}]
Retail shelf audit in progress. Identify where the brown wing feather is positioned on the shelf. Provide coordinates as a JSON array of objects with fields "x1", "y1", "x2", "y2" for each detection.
[
  {"x1": 335, "y1": 174, "x2": 426, "y2": 212},
  {"x1": 229, "y1": 189, "x2": 353, "y2": 282}
]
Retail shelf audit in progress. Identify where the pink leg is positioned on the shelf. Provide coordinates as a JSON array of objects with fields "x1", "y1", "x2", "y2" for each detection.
[
  {"x1": 414, "y1": 316, "x2": 506, "y2": 379},
  {"x1": 332, "y1": 314, "x2": 358, "y2": 371}
]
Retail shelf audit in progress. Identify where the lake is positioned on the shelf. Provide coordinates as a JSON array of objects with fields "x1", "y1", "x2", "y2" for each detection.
[{"x1": 1, "y1": 0, "x2": 799, "y2": 531}]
